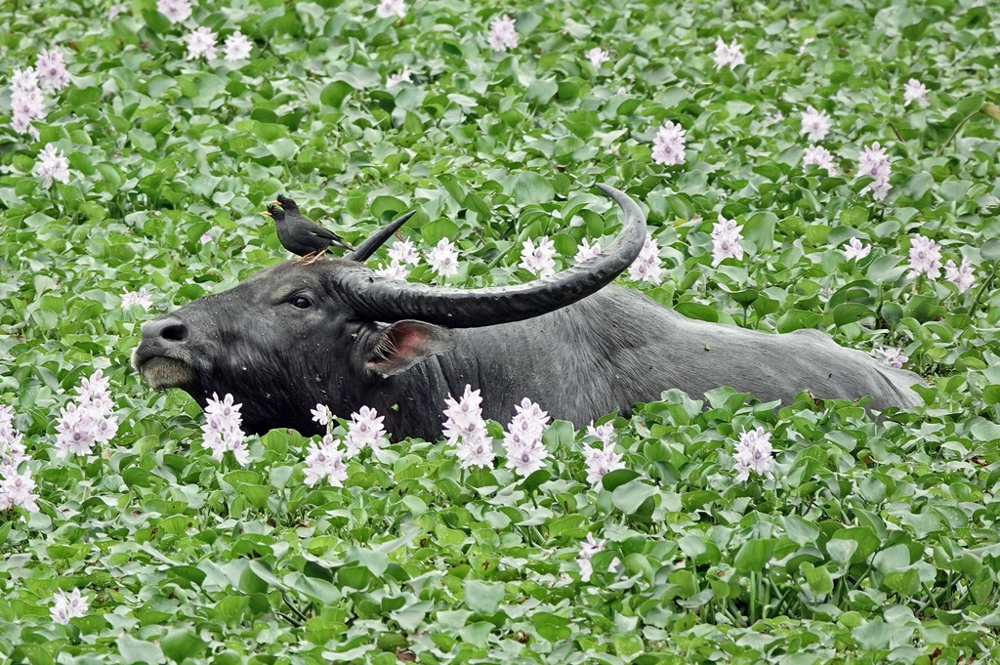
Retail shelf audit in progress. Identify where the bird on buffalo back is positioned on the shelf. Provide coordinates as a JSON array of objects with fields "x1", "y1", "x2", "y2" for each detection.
[{"x1": 266, "y1": 194, "x2": 351, "y2": 263}]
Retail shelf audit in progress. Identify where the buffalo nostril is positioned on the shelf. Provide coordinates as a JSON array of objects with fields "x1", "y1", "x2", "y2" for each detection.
[
  {"x1": 160, "y1": 323, "x2": 188, "y2": 341},
  {"x1": 141, "y1": 316, "x2": 189, "y2": 343}
]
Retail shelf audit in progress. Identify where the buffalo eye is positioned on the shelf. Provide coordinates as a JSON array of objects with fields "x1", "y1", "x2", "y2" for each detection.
[{"x1": 290, "y1": 295, "x2": 312, "y2": 309}]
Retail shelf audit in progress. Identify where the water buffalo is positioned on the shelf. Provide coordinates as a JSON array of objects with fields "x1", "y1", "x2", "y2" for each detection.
[{"x1": 133, "y1": 185, "x2": 923, "y2": 441}]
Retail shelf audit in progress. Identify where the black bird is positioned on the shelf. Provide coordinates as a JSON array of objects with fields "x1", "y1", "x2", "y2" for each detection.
[{"x1": 266, "y1": 194, "x2": 351, "y2": 263}]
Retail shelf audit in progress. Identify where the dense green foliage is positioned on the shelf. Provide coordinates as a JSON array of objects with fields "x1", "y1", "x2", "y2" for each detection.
[{"x1": 2, "y1": 0, "x2": 1000, "y2": 662}]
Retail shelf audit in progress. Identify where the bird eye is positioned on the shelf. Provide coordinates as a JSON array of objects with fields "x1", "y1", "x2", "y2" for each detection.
[{"x1": 291, "y1": 296, "x2": 312, "y2": 309}]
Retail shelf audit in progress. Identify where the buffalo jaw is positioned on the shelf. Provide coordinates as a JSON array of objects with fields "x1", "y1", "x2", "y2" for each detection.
[
  {"x1": 132, "y1": 316, "x2": 198, "y2": 392},
  {"x1": 134, "y1": 355, "x2": 197, "y2": 392}
]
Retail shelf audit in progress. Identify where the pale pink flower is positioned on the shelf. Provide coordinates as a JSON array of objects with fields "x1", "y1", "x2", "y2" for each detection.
[
  {"x1": 54, "y1": 370, "x2": 119, "y2": 457},
  {"x1": 507, "y1": 397, "x2": 549, "y2": 441},
  {"x1": 801, "y1": 106, "x2": 832, "y2": 142},
  {"x1": 504, "y1": 437, "x2": 548, "y2": 477},
  {"x1": 443, "y1": 385, "x2": 491, "y2": 466},
  {"x1": 712, "y1": 37, "x2": 745, "y2": 70},
  {"x1": 304, "y1": 435, "x2": 347, "y2": 487},
  {"x1": 945, "y1": 257, "x2": 974, "y2": 293},
  {"x1": 520, "y1": 237, "x2": 557, "y2": 277},
  {"x1": 908, "y1": 235, "x2": 942, "y2": 279},
  {"x1": 903, "y1": 78, "x2": 929, "y2": 108},
  {"x1": 586, "y1": 48, "x2": 610, "y2": 68},
  {"x1": 11, "y1": 67, "x2": 40, "y2": 94},
  {"x1": 121, "y1": 286, "x2": 153, "y2": 311},
  {"x1": 0, "y1": 405, "x2": 27, "y2": 469},
  {"x1": 375, "y1": 261, "x2": 409, "y2": 281},
  {"x1": 858, "y1": 142, "x2": 892, "y2": 201},
  {"x1": 376, "y1": 0, "x2": 406, "y2": 19},
  {"x1": 503, "y1": 398, "x2": 550, "y2": 477},
  {"x1": 442, "y1": 384, "x2": 486, "y2": 446},
  {"x1": 711, "y1": 214, "x2": 744, "y2": 266},
  {"x1": 387, "y1": 65, "x2": 412, "y2": 89},
  {"x1": 35, "y1": 49, "x2": 70, "y2": 92},
  {"x1": 34, "y1": 144, "x2": 70, "y2": 188},
  {"x1": 586, "y1": 422, "x2": 614, "y2": 446},
  {"x1": 803, "y1": 145, "x2": 836, "y2": 176},
  {"x1": 201, "y1": 392, "x2": 248, "y2": 466},
  {"x1": 584, "y1": 441, "x2": 625, "y2": 486},
  {"x1": 157, "y1": 0, "x2": 192, "y2": 24},
  {"x1": 842, "y1": 237, "x2": 871, "y2": 261},
  {"x1": 50, "y1": 589, "x2": 89, "y2": 625},
  {"x1": 874, "y1": 347, "x2": 907, "y2": 369},
  {"x1": 186, "y1": 27, "x2": 218, "y2": 61},
  {"x1": 344, "y1": 405, "x2": 389, "y2": 457},
  {"x1": 455, "y1": 432, "x2": 495, "y2": 469},
  {"x1": 310, "y1": 403, "x2": 333, "y2": 428},
  {"x1": 442, "y1": 384, "x2": 484, "y2": 445},
  {"x1": 388, "y1": 238, "x2": 420, "y2": 266},
  {"x1": 651, "y1": 120, "x2": 686, "y2": 166},
  {"x1": 10, "y1": 65, "x2": 45, "y2": 139},
  {"x1": 223, "y1": 31, "x2": 252, "y2": 61},
  {"x1": 487, "y1": 15, "x2": 519, "y2": 52},
  {"x1": 628, "y1": 233, "x2": 662, "y2": 284},
  {"x1": 575, "y1": 238, "x2": 602, "y2": 263},
  {"x1": 733, "y1": 427, "x2": 774, "y2": 482},
  {"x1": 0, "y1": 468, "x2": 39, "y2": 513},
  {"x1": 426, "y1": 238, "x2": 459, "y2": 277}
]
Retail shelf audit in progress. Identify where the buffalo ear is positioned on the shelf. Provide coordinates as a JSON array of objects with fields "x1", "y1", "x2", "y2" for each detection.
[{"x1": 364, "y1": 320, "x2": 454, "y2": 377}]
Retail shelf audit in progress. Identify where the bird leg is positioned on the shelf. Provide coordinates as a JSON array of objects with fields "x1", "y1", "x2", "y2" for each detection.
[{"x1": 299, "y1": 248, "x2": 329, "y2": 266}]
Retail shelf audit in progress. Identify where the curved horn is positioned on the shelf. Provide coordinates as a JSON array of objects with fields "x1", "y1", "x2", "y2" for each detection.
[
  {"x1": 333, "y1": 184, "x2": 647, "y2": 328},
  {"x1": 345, "y1": 211, "x2": 417, "y2": 262}
]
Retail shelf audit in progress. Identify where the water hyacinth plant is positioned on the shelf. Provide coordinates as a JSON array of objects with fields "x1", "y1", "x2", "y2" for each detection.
[{"x1": 1, "y1": 0, "x2": 1000, "y2": 660}]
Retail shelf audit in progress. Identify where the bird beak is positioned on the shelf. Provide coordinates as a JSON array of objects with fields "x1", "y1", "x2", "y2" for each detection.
[
  {"x1": 262, "y1": 210, "x2": 272, "y2": 217},
  {"x1": 269, "y1": 200, "x2": 281, "y2": 207}
]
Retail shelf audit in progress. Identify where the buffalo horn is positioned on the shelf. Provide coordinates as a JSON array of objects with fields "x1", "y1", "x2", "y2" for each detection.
[
  {"x1": 345, "y1": 211, "x2": 418, "y2": 262},
  {"x1": 333, "y1": 184, "x2": 647, "y2": 328}
]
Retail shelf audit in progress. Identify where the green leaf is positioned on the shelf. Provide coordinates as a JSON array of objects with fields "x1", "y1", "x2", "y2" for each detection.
[
  {"x1": 956, "y1": 93, "x2": 986, "y2": 118},
  {"x1": 852, "y1": 620, "x2": 893, "y2": 650},
  {"x1": 267, "y1": 138, "x2": 298, "y2": 160},
  {"x1": 980, "y1": 237, "x2": 1000, "y2": 261},
  {"x1": 160, "y1": 629, "x2": 207, "y2": 662},
  {"x1": 784, "y1": 515, "x2": 820, "y2": 545},
  {"x1": 600, "y1": 469, "x2": 640, "y2": 491},
  {"x1": 872, "y1": 544, "x2": 911, "y2": 574},
  {"x1": 289, "y1": 571, "x2": 344, "y2": 601},
  {"x1": 675, "y1": 302, "x2": 719, "y2": 323},
  {"x1": 611, "y1": 480, "x2": 657, "y2": 514},
  {"x1": 422, "y1": 218, "x2": 460, "y2": 244},
  {"x1": 531, "y1": 612, "x2": 572, "y2": 642},
  {"x1": 320, "y1": 80, "x2": 354, "y2": 107},
  {"x1": 513, "y1": 172, "x2": 555, "y2": 206},
  {"x1": 833, "y1": 303, "x2": 874, "y2": 326},
  {"x1": 903, "y1": 294, "x2": 946, "y2": 322},
  {"x1": 117, "y1": 635, "x2": 166, "y2": 664},
  {"x1": 213, "y1": 595, "x2": 250, "y2": 625},
  {"x1": 733, "y1": 538, "x2": 776, "y2": 574},
  {"x1": 371, "y1": 195, "x2": 406, "y2": 219},
  {"x1": 839, "y1": 207, "x2": 869, "y2": 226},
  {"x1": 801, "y1": 562, "x2": 834, "y2": 595},
  {"x1": 742, "y1": 211, "x2": 776, "y2": 251},
  {"x1": 463, "y1": 579, "x2": 504, "y2": 614}
]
